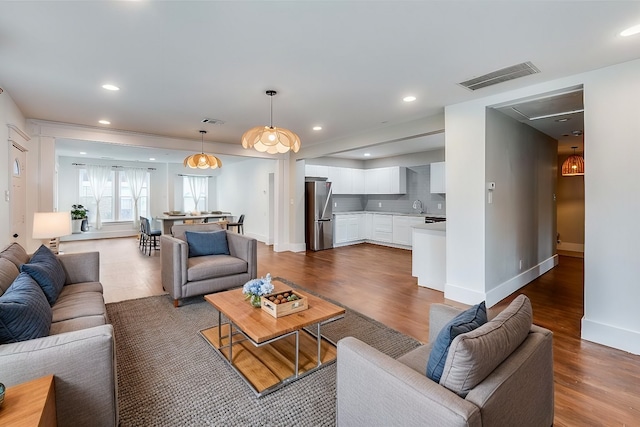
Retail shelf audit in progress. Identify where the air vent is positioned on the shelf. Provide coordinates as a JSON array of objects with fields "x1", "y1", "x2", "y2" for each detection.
[
  {"x1": 201, "y1": 118, "x2": 225, "y2": 125},
  {"x1": 458, "y1": 62, "x2": 540, "y2": 91}
]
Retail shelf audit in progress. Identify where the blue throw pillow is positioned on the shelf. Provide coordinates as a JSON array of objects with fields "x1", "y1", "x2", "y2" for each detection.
[
  {"x1": 185, "y1": 230, "x2": 230, "y2": 257},
  {"x1": 426, "y1": 301, "x2": 487, "y2": 383},
  {"x1": 0, "y1": 272, "x2": 52, "y2": 344},
  {"x1": 20, "y1": 244, "x2": 66, "y2": 306}
]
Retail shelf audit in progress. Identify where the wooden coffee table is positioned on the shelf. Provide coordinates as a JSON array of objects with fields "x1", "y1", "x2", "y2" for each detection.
[{"x1": 201, "y1": 281, "x2": 345, "y2": 397}]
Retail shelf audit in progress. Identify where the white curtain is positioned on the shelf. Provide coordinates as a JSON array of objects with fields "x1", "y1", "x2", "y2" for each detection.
[
  {"x1": 86, "y1": 165, "x2": 112, "y2": 229},
  {"x1": 187, "y1": 176, "x2": 207, "y2": 211},
  {"x1": 125, "y1": 168, "x2": 148, "y2": 229}
]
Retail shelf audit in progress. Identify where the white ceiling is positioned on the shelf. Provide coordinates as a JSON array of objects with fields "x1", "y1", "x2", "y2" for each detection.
[{"x1": 1, "y1": 1, "x2": 637, "y2": 161}]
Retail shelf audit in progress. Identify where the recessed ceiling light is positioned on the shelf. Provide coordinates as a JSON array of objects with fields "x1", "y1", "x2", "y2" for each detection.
[
  {"x1": 364, "y1": 153, "x2": 371, "y2": 157},
  {"x1": 403, "y1": 96, "x2": 417, "y2": 102},
  {"x1": 102, "y1": 84, "x2": 120, "y2": 91},
  {"x1": 149, "y1": 158, "x2": 156, "y2": 161},
  {"x1": 98, "y1": 120, "x2": 111, "y2": 125},
  {"x1": 80, "y1": 152, "x2": 87, "y2": 155},
  {"x1": 312, "y1": 126, "x2": 322, "y2": 131},
  {"x1": 620, "y1": 24, "x2": 640, "y2": 37}
]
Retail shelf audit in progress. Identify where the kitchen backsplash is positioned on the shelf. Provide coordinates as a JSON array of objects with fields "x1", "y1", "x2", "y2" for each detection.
[{"x1": 333, "y1": 165, "x2": 446, "y2": 214}]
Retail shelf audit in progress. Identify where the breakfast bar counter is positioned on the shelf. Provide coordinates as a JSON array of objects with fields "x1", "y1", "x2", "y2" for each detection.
[
  {"x1": 412, "y1": 222, "x2": 446, "y2": 291},
  {"x1": 156, "y1": 212, "x2": 232, "y2": 234}
]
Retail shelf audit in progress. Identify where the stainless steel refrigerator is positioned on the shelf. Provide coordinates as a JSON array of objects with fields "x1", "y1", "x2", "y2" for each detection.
[{"x1": 305, "y1": 180, "x2": 333, "y2": 251}]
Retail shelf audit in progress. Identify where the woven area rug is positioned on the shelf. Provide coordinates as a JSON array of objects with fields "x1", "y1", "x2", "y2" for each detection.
[{"x1": 106, "y1": 280, "x2": 421, "y2": 426}]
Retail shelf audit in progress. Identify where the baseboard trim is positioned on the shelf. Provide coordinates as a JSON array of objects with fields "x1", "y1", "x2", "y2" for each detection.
[
  {"x1": 557, "y1": 242, "x2": 584, "y2": 252},
  {"x1": 444, "y1": 255, "x2": 559, "y2": 308},
  {"x1": 484, "y1": 255, "x2": 559, "y2": 307},
  {"x1": 582, "y1": 318, "x2": 640, "y2": 355}
]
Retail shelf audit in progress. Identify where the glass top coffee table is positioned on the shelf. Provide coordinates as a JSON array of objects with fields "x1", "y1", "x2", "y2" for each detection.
[{"x1": 200, "y1": 280, "x2": 345, "y2": 397}]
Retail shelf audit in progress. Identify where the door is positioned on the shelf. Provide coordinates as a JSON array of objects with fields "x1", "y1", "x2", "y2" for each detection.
[{"x1": 11, "y1": 143, "x2": 27, "y2": 246}]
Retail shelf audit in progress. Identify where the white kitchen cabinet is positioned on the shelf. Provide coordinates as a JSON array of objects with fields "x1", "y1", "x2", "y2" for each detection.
[
  {"x1": 352, "y1": 168, "x2": 365, "y2": 194},
  {"x1": 363, "y1": 213, "x2": 373, "y2": 240},
  {"x1": 371, "y1": 214, "x2": 393, "y2": 243},
  {"x1": 392, "y1": 215, "x2": 426, "y2": 246},
  {"x1": 334, "y1": 214, "x2": 362, "y2": 245},
  {"x1": 430, "y1": 162, "x2": 446, "y2": 194},
  {"x1": 365, "y1": 167, "x2": 407, "y2": 194},
  {"x1": 305, "y1": 164, "x2": 329, "y2": 178}
]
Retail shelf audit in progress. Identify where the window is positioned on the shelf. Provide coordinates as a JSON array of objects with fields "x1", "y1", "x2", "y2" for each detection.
[
  {"x1": 183, "y1": 176, "x2": 208, "y2": 212},
  {"x1": 79, "y1": 168, "x2": 149, "y2": 223}
]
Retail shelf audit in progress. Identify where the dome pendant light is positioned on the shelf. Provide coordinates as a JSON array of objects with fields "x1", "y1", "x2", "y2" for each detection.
[
  {"x1": 561, "y1": 146, "x2": 584, "y2": 176},
  {"x1": 184, "y1": 130, "x2": 222, "y2": 169},
  {"x1": 241, "y1": 90, "x2": 301, "y2": 154}
]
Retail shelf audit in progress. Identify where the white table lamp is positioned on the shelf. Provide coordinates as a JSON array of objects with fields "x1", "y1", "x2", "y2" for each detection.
[{"x1": 33, "y1": 212, "x2": 72, "y2": 254}]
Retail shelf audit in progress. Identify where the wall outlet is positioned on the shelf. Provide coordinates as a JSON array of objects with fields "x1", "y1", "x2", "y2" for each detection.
[
  {"x1": 437, "y1": 203, "x2": 442, "y2": 210},
  {"x1": 334, "y1": 202, "x2": 337, "y2": 208},
  {"x1": 519, "y1": 259, "x2": 523, "y2": 270},
  {"x1": 378, "y1": 202, "x2": 382, "y2": 208}
]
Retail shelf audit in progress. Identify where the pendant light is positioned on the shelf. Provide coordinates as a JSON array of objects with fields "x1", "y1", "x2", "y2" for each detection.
[
  {"x1": 183, "y1": 130, "x2": 222, "y2": 169},
  {"x1": 561, "y1": 146, "x2": 584, "y2": 176},
  {"x1": 241, "y1": 90, "x2": 301, "y2": 154}
]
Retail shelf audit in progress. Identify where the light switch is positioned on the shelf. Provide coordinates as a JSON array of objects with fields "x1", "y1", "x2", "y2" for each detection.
[
  {"x1": 378, "y1": 202, "x2": 382, "y2": 208},
  {"x1": 437, "y1": 203, "x2": 442, "y2": 210},
  {"x1": 334, "y1": 202, "x2": 337, "y2": 208}
]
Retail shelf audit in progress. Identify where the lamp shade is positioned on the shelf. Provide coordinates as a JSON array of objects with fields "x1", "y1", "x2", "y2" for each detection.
[
  {"x1": 561, "y1": 147, "x2": 585, "y2": 176},
  {"x1": 241, "y1": 125, "x2": 301, "y2": 154},
  {"x1": 33, "y1": 212, "x2": 72, "y2": 239}
]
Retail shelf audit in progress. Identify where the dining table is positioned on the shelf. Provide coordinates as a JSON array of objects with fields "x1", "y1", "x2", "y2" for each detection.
[{"x1": 156, "y1": 212, "x2": 233, "y2": 235}]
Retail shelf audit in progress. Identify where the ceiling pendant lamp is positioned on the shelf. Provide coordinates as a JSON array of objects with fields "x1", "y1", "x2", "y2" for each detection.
[
  {"x1": 561, "y1": 146, "x2": 584, "y2": 176},
  {"x1": 184, "y1": 130, "x2": 222, "y2": 169},
  {"x1": 241, "y1": 90, "x2": 301, "y2": 154}
]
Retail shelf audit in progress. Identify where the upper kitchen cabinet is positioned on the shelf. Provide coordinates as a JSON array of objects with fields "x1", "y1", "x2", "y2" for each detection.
[
  {"x1": 430, "y1": 162, "x2": 446, "y2": 194},
  {"x1": 305, "y1": 164, "x2": 329, "y2": 178},
  {"x1": 365, "y1": 167, "x2": 407, "y2": 194}
]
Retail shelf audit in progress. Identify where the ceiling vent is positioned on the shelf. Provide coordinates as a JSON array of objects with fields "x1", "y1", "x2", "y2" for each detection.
[
  {"x1": 458, "y1": 62, "x2": 540, "y2": 91},
  {"x1": 201, "y1": 118, "x2": 225, "y2": 125}
]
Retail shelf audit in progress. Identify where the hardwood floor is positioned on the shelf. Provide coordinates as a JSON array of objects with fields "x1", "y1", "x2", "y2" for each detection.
[{"x1": 62, "y1": 237, "x2": 640, "y2": 426}]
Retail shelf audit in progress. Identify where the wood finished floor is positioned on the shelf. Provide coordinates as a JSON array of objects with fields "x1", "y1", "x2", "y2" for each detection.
[{"x1": 62, "y1": 237, "x2": 640, "y2": 426}]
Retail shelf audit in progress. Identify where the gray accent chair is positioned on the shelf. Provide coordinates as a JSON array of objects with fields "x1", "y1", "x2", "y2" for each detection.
[
  {"x1": 160, "y1": 223, "x2": 257, "y2": 307},
  {"x1": 336, "y1": 295, "x2": 554, "y2": 427}
]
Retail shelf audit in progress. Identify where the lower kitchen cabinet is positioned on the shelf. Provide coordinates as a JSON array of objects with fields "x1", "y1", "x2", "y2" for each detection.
[
  {"x1": 392, "y1": 215, "x2": 426, "y2": 246},
  {"x1": 334, "y1": 214, "x2": 363, "y2": 245},
  {"x1": 371, "y1": 214, "x2": 393, "y2": 243}
]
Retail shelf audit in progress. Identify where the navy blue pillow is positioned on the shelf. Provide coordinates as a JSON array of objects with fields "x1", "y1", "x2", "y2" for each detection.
[
  {"x1": 0, "y1": 272, "x2": 52, "y2": 344},
  {"x1": 185, "y1": 230, "x2": 230, "y2": 257},
  {"x1": 426, "y1": 301, "x2": 487, "y2": 383},
  {"x1": 20, "y1": 244, "x2": 66, "y2": 305}
]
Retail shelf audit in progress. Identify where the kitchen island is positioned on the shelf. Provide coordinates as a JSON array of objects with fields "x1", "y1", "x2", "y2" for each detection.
[{"x1": 412, "y1": 222, "x2": 446, "y2": 291}]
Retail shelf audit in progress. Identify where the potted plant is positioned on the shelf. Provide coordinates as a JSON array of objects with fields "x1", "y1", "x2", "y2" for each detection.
[{"x1": 71, "y1": 204, "x2": 88, "y2": 233}]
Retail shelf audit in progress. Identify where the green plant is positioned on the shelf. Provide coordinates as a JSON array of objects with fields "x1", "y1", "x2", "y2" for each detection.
[{"x1": 71, "y1": 204, "x2": 88, "y2": 220}]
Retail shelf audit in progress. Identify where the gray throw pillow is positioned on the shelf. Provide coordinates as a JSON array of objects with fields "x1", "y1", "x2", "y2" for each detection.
[
  {"x1": 185, "y1": 230, "x2": 230, "y2": 257},
  {"x1": 0, "y1": 272, "x2": 52, "y2": 344},
  {"x1": 20, "y1": 245, "x2": 66, "y2": 305},
  {"x1": 426, "y1": 301, "x2": 487, "y2": 382}
]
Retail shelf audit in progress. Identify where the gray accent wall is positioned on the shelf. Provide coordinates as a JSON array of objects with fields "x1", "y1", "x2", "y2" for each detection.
[{"x1": 485, "y1": 108, "x2": 557, "y2": 291}]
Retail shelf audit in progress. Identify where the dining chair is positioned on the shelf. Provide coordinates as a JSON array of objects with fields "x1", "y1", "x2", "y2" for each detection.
[
  {"x1": 140, "y1": 216, "x2": 161, "y2": 255},
  {"x1": 226, "y1": 214, "x2": 245, "y2": 234}
]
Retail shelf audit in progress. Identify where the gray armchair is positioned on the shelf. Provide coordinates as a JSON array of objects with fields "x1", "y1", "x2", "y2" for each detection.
[
  {"x1": 160, "y1": 223, "x2": 257, "y2": 307},
  {"x1": 336, "y1": 295, "x2": 554, "y2": 427}
]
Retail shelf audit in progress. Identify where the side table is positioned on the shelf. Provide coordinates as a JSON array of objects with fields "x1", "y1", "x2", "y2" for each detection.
[{"x1": 0, "y1": 375, "x2": 57, "y2": 426}]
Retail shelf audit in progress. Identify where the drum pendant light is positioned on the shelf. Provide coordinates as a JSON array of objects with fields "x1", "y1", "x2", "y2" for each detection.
[
  {"x1": 184, "y1": 130, "x2": 222, "y2": 169},
  {"x1": 241, "y1": 90, "x2": 301, "y2": 154},
  {"x1": 561, "y1": 146, "x2": 584, "y2": 176}
]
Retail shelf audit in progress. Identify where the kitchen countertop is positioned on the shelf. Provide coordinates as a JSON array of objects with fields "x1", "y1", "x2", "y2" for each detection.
[
  {"x1": 412, "y1": 222, "x2": 446, "y2": 232},
  {"x1": 333, "y1": 211, "x2": 446, "y2": 218}
]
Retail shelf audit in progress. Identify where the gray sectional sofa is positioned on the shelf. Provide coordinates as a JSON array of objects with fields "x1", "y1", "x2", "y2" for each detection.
[
  {"x1": 337, "y1": 295, "x2": 554, "y2": 427},
  {"x1": 160, "y1": 223, "x2": 257, "y2": 307},
  {"x1": 0, "y1": 242, "x2": 117, "y2": 427}
]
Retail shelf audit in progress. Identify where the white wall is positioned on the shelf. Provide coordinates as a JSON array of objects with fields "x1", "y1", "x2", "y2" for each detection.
[
  {"x1": 216, "y1": 157, "x2": 277, "y2": 243},
  {"x1": 445, "y1": 58, "x2": 640, "y2": 354},
  {"x1": 556, "y1": 153, "x2": 585, "y2": 252},
  {"x1": 581, "y1": 59, "x2": 640, "y2": 354},
  {"x1": 485, "y1": 109, "x2": 557, "y2": 301}
]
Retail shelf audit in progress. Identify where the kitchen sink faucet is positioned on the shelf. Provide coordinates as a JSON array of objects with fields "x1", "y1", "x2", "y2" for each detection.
[{"x1": 412, "y1": 200, "x2": 424, "y2": 213}]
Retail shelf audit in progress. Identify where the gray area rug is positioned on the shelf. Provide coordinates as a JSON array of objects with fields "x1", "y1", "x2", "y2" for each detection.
[{"x1": 106, "y1": 281, "x2": 421, "y2": 426}]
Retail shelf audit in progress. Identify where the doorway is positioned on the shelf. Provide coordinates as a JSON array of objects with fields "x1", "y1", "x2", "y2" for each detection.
[{"x1": 10, "y1": 142, "x2": 27, "y2": 247}]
